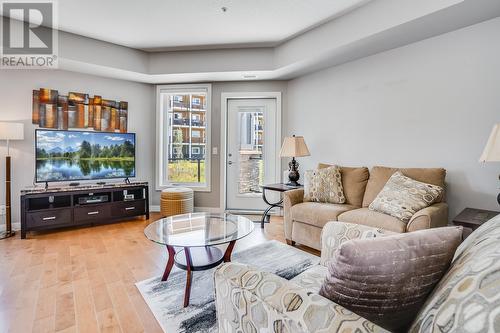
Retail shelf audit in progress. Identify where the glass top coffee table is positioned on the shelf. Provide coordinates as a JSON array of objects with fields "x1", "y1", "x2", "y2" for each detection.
[{"x1": 144, "y1": 212, "x2": 254, "y2": 307}]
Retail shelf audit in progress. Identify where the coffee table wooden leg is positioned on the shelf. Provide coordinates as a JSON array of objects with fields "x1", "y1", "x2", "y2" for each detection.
[
  {"x1": 183, "y1": 247, "x2": 193, "y2": 307},
  {"x1": 223, "y1": 240, "x2": 236, "y2": 263},
  {"x1": 161, "y1": 245, "x2": 176, "y2": 282}
]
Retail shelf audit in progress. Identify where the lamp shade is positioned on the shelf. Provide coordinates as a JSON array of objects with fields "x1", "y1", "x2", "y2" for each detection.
[
  {"x1": 479, "y1": 123, "x2": 500, "y2": 162},
  {"x1": 0, "y1": 122, "x2": 24, "y2": 141},
  {"x1": 279, "y1": 135, "x2": 310, "y2": 158}
]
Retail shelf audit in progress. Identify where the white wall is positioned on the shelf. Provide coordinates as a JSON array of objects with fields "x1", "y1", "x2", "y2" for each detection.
[
  {"x1": 286, "y1": 17, "x2": 500, "y2": 218},
  {"x1": 0, "y1": 70, "x2": 155, "y2": 223}
]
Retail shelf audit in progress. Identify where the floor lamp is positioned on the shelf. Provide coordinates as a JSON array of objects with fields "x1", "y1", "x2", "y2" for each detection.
[{"x1": 0, "y1": 122, "x2": 24, "y2": 239}]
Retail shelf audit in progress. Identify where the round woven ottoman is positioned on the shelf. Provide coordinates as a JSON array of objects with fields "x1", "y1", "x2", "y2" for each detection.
[{"x1": 160, "y1": 187, "x2": 194, "y2": 217}]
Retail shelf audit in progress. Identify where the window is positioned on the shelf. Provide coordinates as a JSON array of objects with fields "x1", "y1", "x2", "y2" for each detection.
[{"x1": 156, "y1": 84, "x2": 211, "y2": 191}]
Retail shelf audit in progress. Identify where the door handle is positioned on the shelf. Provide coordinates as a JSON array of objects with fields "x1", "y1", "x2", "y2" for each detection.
[
  {"x1": 228, "y1": 161, "x2": 233, "y2": 165},
  {"x1": 42, "y1": 216, "x2": 56, "y2": 221},
  {"x1": 125, "y1": 207, "x2": 135, "y2": 211},
  {"x1": 87, "y1": 211, "x2": 99, "y2": 215}
]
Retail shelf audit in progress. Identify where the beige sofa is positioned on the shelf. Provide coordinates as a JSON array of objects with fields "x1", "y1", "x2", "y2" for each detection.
[{"x1": 284, "y1": 165, "x2": 448, "y2": 250}]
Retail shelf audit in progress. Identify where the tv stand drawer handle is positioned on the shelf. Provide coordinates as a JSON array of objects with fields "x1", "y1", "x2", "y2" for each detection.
[
  {"x1": 42, "y1": 216, "x2": 56, "y2": 221},
  {"x1": 87, "y1": 211, "x2": 99, "y2": 215},
  {"x1": 125, "y1": 207, "x2": 135, "y2": 211}
]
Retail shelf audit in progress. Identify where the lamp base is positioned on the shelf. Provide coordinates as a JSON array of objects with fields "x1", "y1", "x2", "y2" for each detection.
[
  {"x1": 287, "y1": 157, "x2": 301, "y2": 185},
  {"x1": 0, "y1": 230, "x2": 15, "y2": 240}
]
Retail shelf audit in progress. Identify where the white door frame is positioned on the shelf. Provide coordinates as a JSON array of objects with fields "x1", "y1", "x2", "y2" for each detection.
[{"x1": 220, "y1": 92, "x2": 282, "y2": 213}]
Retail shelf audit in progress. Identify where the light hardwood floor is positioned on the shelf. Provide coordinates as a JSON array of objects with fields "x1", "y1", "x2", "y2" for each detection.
[{"x1": 0, "y1": 213, "x2": 318, "y2": 333}]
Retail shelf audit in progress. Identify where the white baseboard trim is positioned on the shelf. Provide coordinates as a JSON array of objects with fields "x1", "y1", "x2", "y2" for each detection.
[
  {"x1": 0, "y1": 222, "x2": 21, "y2": 232},
  {"x1": 194, "y1": 207, "x2": 223, "y2": 213},
  {"x1": 149, "y1": 206, "x2": 223, "y2": 214},
  {"x1": 225, "y1": 208, "x2": 281, "y2": 216}
]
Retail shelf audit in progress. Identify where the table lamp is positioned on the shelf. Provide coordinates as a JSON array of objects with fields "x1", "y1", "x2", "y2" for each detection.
[
  {"x1": 0, "y1": 122, "x2": 24, "y2": 239},
  {"x1": 279, "y1": 135, "x2": 310, "y2": 186},
  {"x1": 479, "y1": 123, "x2": 500, "y2": 205}
]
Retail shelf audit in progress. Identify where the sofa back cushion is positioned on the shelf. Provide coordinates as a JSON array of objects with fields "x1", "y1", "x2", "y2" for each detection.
[
  {"x1": 410, "y1": 215, "x2": 500, "y2": 332},
  {"x1": 318, "y1": 164, "x2": 369, "y2": 207},
  {"x1": 319, "y1": 226, "x2": 462, "y2": 332},
  {"x1": 362, "y1": 166, "x2": 446, "y2": 207}
]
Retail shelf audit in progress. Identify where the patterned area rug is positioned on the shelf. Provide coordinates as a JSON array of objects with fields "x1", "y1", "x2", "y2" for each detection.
[{"x1": 136, "y1": 240, "x2": 319, "y2": 333}]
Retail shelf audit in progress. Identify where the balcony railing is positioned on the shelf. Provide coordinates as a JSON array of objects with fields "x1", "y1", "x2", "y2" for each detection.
[
  {"x1": 191, "y1": 138, "x2": 205, "y2": 144},
  {"x1": 172, "y1": 118, "x2": 205, "y2": 127},
  {"x1": 173, "y1": 101, "x2": 189, "y2": 108},
  {"x1": 173, "y1": 119, "x2": 190, "y2": 126},
  {"x1": 169, "y1": 138, "x2": 206, "y2": 144},
  {"x1": 191, "y1": 104, "x2": 206, "y2": 110},
  {"x1": 172, "y1": 101, "x2": 206, "y2": 110}
]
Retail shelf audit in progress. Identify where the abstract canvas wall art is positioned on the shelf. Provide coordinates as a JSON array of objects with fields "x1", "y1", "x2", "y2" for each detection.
[{"x1": 32, "y1": 88, "x2": 128, "y2": 133}]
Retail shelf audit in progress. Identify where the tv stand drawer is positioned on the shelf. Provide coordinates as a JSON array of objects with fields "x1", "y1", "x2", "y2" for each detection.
[
  {"x1": 112, "y1": 200, "x2": 146, "y2": 217},
  {"x1": 74, "y1": 205, "x2": 111, "y2": 223},
  {"x1": 27, "y1": 209, "x2": 72, "y2": 228}
]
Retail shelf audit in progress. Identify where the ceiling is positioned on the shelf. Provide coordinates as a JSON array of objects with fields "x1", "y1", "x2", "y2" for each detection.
[{"x1": 53, "y1": 0, "x2": 370, "y2": 51}]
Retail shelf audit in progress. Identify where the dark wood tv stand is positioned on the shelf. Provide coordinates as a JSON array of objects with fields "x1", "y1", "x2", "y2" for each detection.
[{"x1": 20, "y1": 182, "x2": 149, "y2": 239}]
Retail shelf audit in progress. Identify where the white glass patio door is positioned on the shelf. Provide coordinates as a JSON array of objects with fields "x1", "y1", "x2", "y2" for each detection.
[{"x1": 226, "y1": 98, "x2": 279, "y2": 211}]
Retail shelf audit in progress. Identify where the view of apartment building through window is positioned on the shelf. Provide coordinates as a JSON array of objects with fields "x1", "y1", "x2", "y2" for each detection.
[
  {"x1": 238, "y1": 111, "x2": 264, "y2": 194},
  {"x1": 164, "y1": 91, "x2": 208, "y2": 185}
]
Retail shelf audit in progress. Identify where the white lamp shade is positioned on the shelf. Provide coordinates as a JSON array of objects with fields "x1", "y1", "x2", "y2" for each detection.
[
  {"x1": 479, "y1": 123, "x2": 500, "y2": 162},
  {"x1": 279, "y1": 136, "x2": 310, "y2": 158},
  {"x1": 0, "y1": 122, "x2": 24, "y2": 141}
]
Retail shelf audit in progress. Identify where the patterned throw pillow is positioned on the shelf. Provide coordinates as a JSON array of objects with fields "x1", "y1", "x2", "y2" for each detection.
[
  {"x1": 369, "y1": 171, "x2": 443, "y2": 223},
  {"x1": 319, "y1": 226, "x2": 463, "y2": 332},
  {"x1": 303, "y1": 166, "x2": 345, "y2": 204}
]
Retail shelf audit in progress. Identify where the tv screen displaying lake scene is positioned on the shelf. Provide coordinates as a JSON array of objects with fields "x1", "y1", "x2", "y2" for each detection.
[{"x1": 36, "y1": 130, "x2": 136, "y2": 183}]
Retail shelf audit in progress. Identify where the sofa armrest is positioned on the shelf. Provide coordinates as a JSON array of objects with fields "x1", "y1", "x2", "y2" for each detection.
[
  {"x1": 320, "y1": 222, "x2": 391, "y2": 266},
  {"x1": 283, "y1": 188, "x2": 304, "y2": 239},
  {"x1": 214, "y1": 262, "x2": 388, "y2": 333},
  {"x1": 406, "y1": 202, "x2": 449, "y2": 232}
]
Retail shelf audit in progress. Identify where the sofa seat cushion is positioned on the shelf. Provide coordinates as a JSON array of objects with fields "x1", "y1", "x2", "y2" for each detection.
[
  {"x1": 338, "y1": 208, "x2": 407, "y2": 233},
  {"x1": 291, "y1": 202, "x2": 357, "y2": 228},
  {"x1": 290, "y1": 265, "x2": 328, "y2": 294}
]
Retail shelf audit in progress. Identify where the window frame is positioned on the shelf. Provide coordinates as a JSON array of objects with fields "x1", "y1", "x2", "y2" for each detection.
[{"x1": 156, "y1": 84, "x2": 212, "y2": 192}]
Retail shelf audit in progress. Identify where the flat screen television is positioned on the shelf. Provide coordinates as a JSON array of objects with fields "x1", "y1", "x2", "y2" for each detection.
[{"x1": 35, "y1": 129, "x2": 136, "y2": 183}]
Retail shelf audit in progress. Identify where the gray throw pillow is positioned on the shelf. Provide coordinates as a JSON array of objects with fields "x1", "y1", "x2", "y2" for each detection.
[{"x1": 319, "y1": 226, "x2": 463, "y2": 332}]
